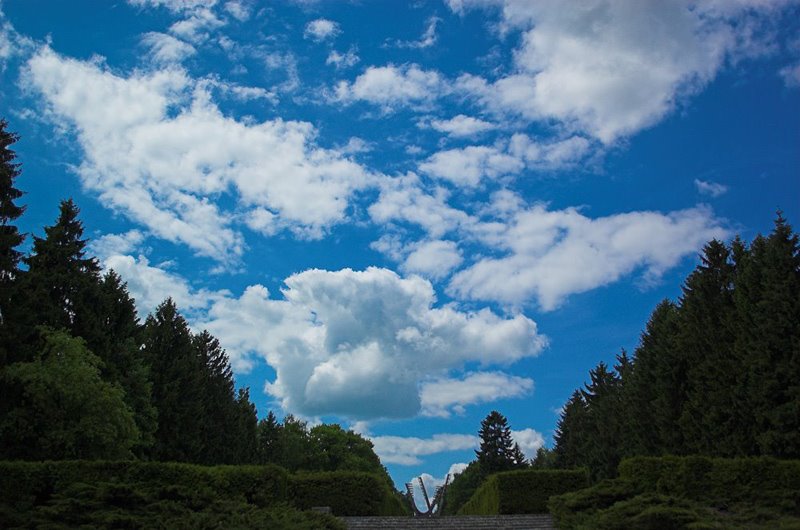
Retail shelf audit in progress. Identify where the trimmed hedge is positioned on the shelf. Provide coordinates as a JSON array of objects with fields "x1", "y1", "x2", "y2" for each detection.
[
  {"x1": 458, "y1": 468, "x2": 590, "y2": 515},
  {"x1": 290, "y1": 471, "x2": 408, "y2": 516},
  {"x1": 549, "y1": 456, "x2": 800, "y2": 529},
  {"x1": 0, "y1": 460, "x2": 405, "y2": 527}
]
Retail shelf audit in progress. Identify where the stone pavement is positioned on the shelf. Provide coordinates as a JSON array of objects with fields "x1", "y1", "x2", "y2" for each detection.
[{"x1": 341, "y1": 514, "x2": 556, "y2": 529}]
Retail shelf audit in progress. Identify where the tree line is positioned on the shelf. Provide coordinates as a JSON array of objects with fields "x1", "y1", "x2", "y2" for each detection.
[
  {"x1": 543, "y1": 215, "x2": 800, "y2": 480},
  {"x1": 0, "y1": 119, "x2": 390, "y2": 483}
]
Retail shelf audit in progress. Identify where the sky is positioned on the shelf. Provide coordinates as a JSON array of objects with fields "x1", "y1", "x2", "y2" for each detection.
[{"x1": 0, "y1": 0, "x2": 798, "y2": 491}]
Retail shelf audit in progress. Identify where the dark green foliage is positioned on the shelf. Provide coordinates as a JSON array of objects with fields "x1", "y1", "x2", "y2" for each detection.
[
  {"x1": 142, "y1": 299, "x2": 205, "y2": 462},
  {"x1": 554, "y1": 215, "x2": 800, "y2": 478},
  {"x1": 0, "y1": 119, "x2": 25, "y2": 336},
  {"x1": 289, "y1": 471, "x2": 407, "y2": 516},
  {"x1": 458, "y1": 469, "x2": 589, "y2": 515},
  {"x1": 531, "y1": 446, "x2": 557, "y2": 469},
  {"x1": 476, "y1": 410, "x2": 526, "y2": 474},
  {"x1": 549, "y1": 456, "x2": 800, "y2": 529},
  {"x1": 0, "y1": 460, "x2": 346, "y2": 529},
  {"x1": 0, "y1": 329, "x2": 140, "y2": 460},
  {"x1": 442, "y1": 460, "x2": 483, "y2": 515}
]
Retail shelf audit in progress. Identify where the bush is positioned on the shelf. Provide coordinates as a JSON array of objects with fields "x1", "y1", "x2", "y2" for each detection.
[
  {"x1": 550, "y1": 456, "x2": 800, "y2": 529},
  {"x1": 289, "y1": 471, "x2": 407, "y2": 516},
  {"x1": 458, "y1": 468, "x2": 590, "y2": 515}
]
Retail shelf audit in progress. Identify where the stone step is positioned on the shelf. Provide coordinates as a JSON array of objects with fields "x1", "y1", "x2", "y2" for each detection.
[{"x1": 341, "y1": 515, "x2": 555, "y2": 530}]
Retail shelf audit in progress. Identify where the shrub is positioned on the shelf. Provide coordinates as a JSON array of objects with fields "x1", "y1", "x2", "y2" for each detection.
[
  {"x1": 550, "y1": 456, "x2": 800, "y2": 529},
  {"x1": 458, "y1": 468, "x2": 590, "y2": 515},
  {"x1": 289, "y1": 471, "x2": 407, "y2": 516}
]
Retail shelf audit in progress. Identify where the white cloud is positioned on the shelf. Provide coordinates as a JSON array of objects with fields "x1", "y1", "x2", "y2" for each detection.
[
  {"x1": 332, "y1": 64, "x2": 445, "y2": 111},
  {"x1": 450, "y1": 0, "x2": 790, "y2": 143},
  {"x1": 196, "y1": 267, "x2": 546, "y2": 419},
  {"x1": 102, "y1": 253, "x2": 223, "y2": 318},
  {"x1": 420, "y1": 371, "x2": 534, "y2": 417},
  {"x1": 90, "y1": 230, "x2": 146, "y2": 259},
  {"x1": 401, "y1": 240, "x2": 463, "y2": 280},
  {"x1": 326, "y1": 47, "x2": 360, "y2": 69},
  {"x1": 694, "y1": 178, "x2": 729, "y2": 197},
  {"x1": 419, "y1": 145, "x2": 523, "y2": 187},
  {"x1": 395, "y1": 16, "x2": 440, "y2": 49},
  {"x1": 128, "y1": 0, "x2": 218, "y2": 12},
  {"x1": 140, "y1": 32, "x2": 197, "y2": 64},
  {"x1": 368, "y1": 173, "x2": 471, "y2": 238},
  {"x1": 371, "y1": 433, "x2": 478, "y2": 465},
  {"x1": 419, "y1": 135, "x2": 591, "y2": 187},
  {"x1": 425, "y1": 114, "x2": 496, "y2": 138},
  {"x1": 169, "y1": 7, "x2": 225, "y2": 44},
  {"x1": 224, "y1": 0, "x2": 250, "y2": 21},
  {"x1": 25, "y1": 47, "x2": 375, "y2": 262},
  {"x1": 304, "y1": 18, "x2": 340, "y2": 42},
  {"x1": 780, "y1": 62, "x2": 800, "y2": 87},
  {"x1": 511, "y1": 428, "x2": 545, "y2": 459},
  {"x1": 450, "y1": 204, "x2": 730, "y2": 310}
]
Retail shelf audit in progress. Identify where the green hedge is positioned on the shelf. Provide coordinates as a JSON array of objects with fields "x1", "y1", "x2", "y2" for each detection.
[
  {"x1": 458, "y1": 468, "x2": 589, "y2": 515},
  {"x1": 549, "y1": 456, "x2": 800, "y2": 529},
  {"x1": 290, "y1": 471, "x2": 408, "y2": 516},
  {"x1": 0, "y1": 460, "x2": 406, "y2": 527}
]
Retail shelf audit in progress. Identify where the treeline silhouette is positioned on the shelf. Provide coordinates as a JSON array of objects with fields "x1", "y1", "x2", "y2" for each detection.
[
  {"x1": 543, "y1": 215, "x2": 800, "y2": 480},
  {"x1": 0, "y1": 119, "x2": 390, "y2": 483}
]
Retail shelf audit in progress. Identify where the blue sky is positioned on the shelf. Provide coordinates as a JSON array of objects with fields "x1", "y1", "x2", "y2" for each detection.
[{"x1": 1, "y1": 0, "x2": 798, "y2": 489}]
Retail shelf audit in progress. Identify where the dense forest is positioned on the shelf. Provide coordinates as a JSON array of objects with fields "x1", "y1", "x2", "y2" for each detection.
[
  {"x1": 444, "y1": 210, "x2": 800, "y2": 515},
  {"x1": 0, "y1": 119, "x2": 391, "y2": 485}
]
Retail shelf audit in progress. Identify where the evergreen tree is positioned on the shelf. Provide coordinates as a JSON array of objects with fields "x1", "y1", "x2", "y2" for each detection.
[
  {"x1": 737, "y1": 214, "x2": 800, "y2": 457},
  {"x1": 677, "y1": 239, "x2": 740, "y2": 456},
  {"x1": 554, "y1": 390, "x2": 588, "y2": 469},
  {"x1": 22, "y1": 200, "x2": 101, "y2": 340},
  {"x1": 580, "y1": 361, "x2": 624, "y2": 479},
  {"x1": 233, "y1": 387, "x2": 259, "y2": 464},
  {"x1": 257, "y1": 410, "x2": 282, "y2": 465},
  {"x1": 623, "y1": 300, "x2": 683, "y2": 456},
  {"x1": 475, "y1": 410, "x2": 517, "y2": 475},
  {"x1": 194, "y1": 330, "x2": 238, "y2": 464},
  {"x1": 142, "y1": 298, "x2": 204, "y2": 462},
  {"x1": 0, "y1": 119, "x2": 25, "y2": 333}
]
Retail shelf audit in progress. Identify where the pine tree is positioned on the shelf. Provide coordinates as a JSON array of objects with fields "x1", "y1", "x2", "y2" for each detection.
[
  {"x1": 623, "y1": 300, "x2": 683, "y2": 456},
  {"x1": 142, "y1": 298, "x2": 204, "y2": 462},
  {"x1": 554, "y1": 390, "x2": 588, "y2": 469},
  {"x1": 580, "y1": 361, "x2": 624, "y2": 479},
  {"x1": 0, "y1": 119, "x2": 25, "y2": 331},
  {"x1": 194, "y1": 330, "x2": 238, "y2": 464},
  {"x1": 24, "y1": 199, "x2": 101, "y2": 333},
  {"x1": 475, "y1": 410, "x2": 517, "y2": 475},
  {"x1": 737, "y1": 214, "x2": 800, "y2": 457},
  {"x1": 677, "y1": 239, "x2": 740, "y2": 456},
  {"x1": 233, "y1": 387, "x2": 259, "y2": 464},
  {"x1": 257, "y1": 410, "x2": 282, "y2": 465}
]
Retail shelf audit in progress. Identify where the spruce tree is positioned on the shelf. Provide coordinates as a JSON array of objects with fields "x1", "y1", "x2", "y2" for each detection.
[
  {"x1": 475, "y1": 410, "x2": 517, "y2": 475},
  {"x1": 580, "y1": 361, "x2": 624, "y2": 479},
  {"x1": 194, "y1": 330, "x2": 238, "y2": 464},
  {"x1": 142, "y1": 298, "x2": 204, "y2": 462},
  {"x1": 257, "y1": 410, "x2": 282, "y2": 464},
  {"x1": 554, "y1": 390, "x2": 588, "y2": 469},
  {"x1": 0, "y1": 119, "x2": 25, "y2": 326}
]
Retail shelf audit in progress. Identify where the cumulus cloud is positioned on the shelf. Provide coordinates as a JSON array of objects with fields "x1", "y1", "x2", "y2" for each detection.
[
  {"x1": 420, "y1": 145, "x2": 523, "y2": 187},
  {"x1": 424, "y1": 114, "x2": 496, "y2": 138},
  {"x1": 195, "y1": 267, "x2": 546, "y2": 419},
  {"x1": 511, "y1": 428, "x2": 545, "y2": 459},
  {"x1": 420, "y1": 371, "x2": 534, "y2": 417},
  {"x1": 371, "y1": 433, "x2": 477, "y2": 465},
  {"x1": 25, "y1": 47, "x2": 375, "y2": 262},
  {"x1": 304, "y1": 18, "x2": 340, "y2": 41},
  {"x1": 326, "y1": 47, "x2": 360, "y2": 69},
  {"x1": 449, "y1": 0, "x2": 790, "y2": 142},
  {"x1": 419, "y1": 135, "x2": 592, "y2": 187},
  {"x1": 223, "y1": 0, "x2": 250, "y2": 21},
  {"x1": 169, "y1": 7, "x2": 225, "y2": 44},
  {"x1": 369, "y1": 173, "x2": 471, "y2": 238},
  {"x1": 694, "y1": 178, "x2": 729, "y2": 197},
  {"x1": 332, "y1": 64, "x2": 445, "y2": 111},
  {"x1": 401, "y1": 240, "x2": 463, "y2": 280},
  {"x1": 141, "y1": 32, "x2": 197, "y2": 64},
  {"x1": 128, "y1": 0, "x2": 218, "y2": 12},
  {"x1": 450, "y1": 204, "x2": 730, "y2": 310}
]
